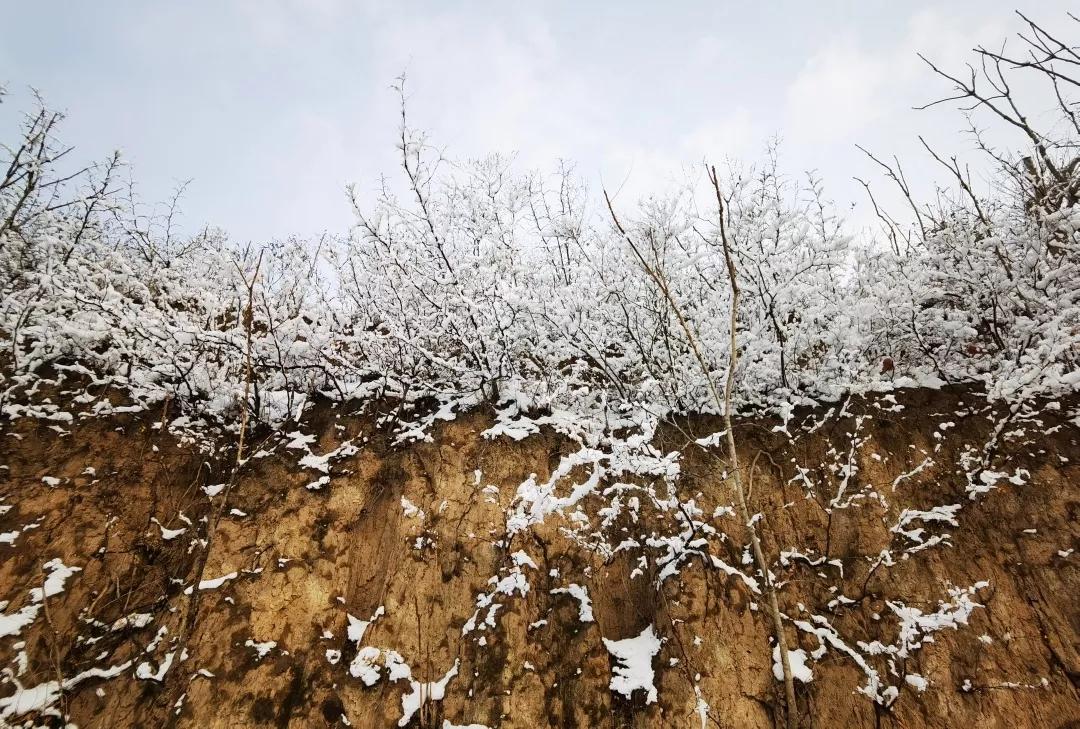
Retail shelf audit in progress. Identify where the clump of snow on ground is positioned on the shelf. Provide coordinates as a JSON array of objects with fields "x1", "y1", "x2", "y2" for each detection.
[
  {"x1": 551, "y1": 583, "x2": 594, "y2": 623},
  {"x1": 602, "y1": 624, "x2": 662, "y2": 704},
  {"x1": 773, "y1": 646, "x2": 814, "y2": 683},
  {"x1": 399, "y1": 659, "x2": 459, "y2": 726}
]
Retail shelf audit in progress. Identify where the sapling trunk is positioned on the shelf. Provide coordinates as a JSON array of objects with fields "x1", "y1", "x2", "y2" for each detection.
[
  {"x1": 710, "y1": 165, "x2": 798, "y2": 729},
  {"x1": 605, "y1": 167, "x2": 799, "y2": 729}
]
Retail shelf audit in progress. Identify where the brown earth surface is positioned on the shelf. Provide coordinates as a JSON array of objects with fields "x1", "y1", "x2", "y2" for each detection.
[{"x1": 0, "y1": 385, "x2": 1078, "y2": 728}]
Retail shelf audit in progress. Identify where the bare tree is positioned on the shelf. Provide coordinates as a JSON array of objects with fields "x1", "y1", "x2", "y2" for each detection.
[{"x1": 605, "y1": 164, "x2": 799, "y2": 729}]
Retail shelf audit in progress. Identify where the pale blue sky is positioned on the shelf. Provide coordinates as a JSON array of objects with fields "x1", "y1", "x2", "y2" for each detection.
[{"x1": 1, "y1": 1, "x2": 1071, "y2": 242}]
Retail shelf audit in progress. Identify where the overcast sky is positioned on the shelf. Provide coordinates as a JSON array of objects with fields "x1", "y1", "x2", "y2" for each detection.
[{"x1": 1, "y1": 1, "x2": 1072, "y2": 243}]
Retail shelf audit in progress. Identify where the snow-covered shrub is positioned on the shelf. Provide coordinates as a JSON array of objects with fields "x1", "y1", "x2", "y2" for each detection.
[{"x1": 2, "y1": 19, "x2": 1078, "y2": 434}]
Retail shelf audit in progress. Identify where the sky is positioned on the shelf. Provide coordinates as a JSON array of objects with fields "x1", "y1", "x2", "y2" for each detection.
[{"x1": 0, "y1": 1, "x2": 1073, "y2": 243}]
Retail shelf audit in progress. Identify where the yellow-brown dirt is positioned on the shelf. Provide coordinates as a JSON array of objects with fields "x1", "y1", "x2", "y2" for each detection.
[{"x1": 0, "y1": 386, "x2": 1077, "y2": 728}]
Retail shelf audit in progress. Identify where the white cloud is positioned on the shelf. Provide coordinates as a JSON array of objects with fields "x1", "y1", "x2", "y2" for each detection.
[
  {"x1": 785, "y1": 9, "x2": 1008, "y2": 144},
  {"x1": 680, "y1": 107, "x2": 756, "y2": 160},
  {"x1": 6, "y1": 0, "x2": 1073, "y2": 242},
  {"x1": 786, "y1": 39, "x2": 888, "y2": 143},
  {"x1": 367, "y1": 8, "x2": 599, "y2": 161}
]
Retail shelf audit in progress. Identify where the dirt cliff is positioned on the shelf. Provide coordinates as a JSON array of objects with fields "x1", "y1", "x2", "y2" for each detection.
[{"x1": 0, "y1": 385, "x2": 1077, "y2": 728}]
